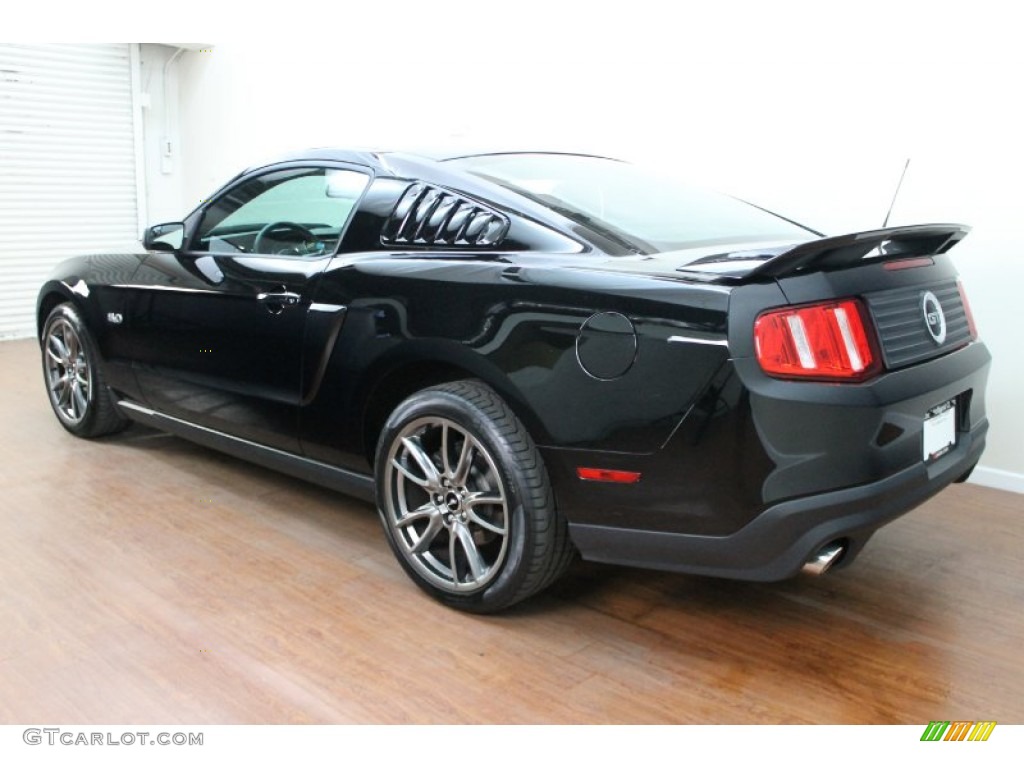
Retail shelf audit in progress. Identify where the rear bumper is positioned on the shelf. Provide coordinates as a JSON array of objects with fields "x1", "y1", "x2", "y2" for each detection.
[{"x1": 568, "y1": 418, "x2": 987, "y2": 581}]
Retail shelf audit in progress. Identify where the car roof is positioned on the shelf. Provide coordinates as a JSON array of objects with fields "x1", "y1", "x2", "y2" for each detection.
[{"x1": 247, "y1": 147, "x2": 620, "y2": 172}]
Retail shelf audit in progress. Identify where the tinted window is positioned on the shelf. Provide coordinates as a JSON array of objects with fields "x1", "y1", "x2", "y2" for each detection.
[
  {"x1": 445, "y1": 154, "x2": 815, "y2": 254},
  {"x1": 194, "y1": 167, "x2": 369, "y2": 256}
]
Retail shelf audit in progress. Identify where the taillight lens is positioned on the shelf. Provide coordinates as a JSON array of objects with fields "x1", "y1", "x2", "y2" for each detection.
[
  {"x1": 754, "y1": 299, "x2": 880, "y2": 381},
  {"x1": 577, "y1": 467, "x2": 642, "y2": 484},
  {"x1": 957, "y1": 279, "x2": 979, "y2": 340}
]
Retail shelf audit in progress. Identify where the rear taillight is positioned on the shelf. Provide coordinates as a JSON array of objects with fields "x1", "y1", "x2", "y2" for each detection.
[
  {"x1": 754, "y1": 299, "x2": 880, "y2": 382},
  {"x1": 957, "y1": 279, "x2": 979, "y2": 340}
]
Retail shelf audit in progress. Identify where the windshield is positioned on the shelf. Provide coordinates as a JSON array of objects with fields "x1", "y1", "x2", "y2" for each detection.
[{"x1": 445, "y1": 153, "x2": 817, "y2": 254}]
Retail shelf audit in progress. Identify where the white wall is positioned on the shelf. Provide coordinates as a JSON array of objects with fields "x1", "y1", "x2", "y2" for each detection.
[
  {"x1": 163, "y1": 3, "x2": 1023, "y2": 485},
  {"x1": 138, "y1": 44, "x2": 187, "y2": 225}
]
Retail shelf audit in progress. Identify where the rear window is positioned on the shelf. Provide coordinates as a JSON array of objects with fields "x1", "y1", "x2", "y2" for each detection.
[{"x1": 445, "y1": 153, "x2": 816, "y2": 254}]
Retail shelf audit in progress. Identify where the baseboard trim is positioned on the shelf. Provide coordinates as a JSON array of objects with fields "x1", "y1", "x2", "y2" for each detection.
[{"x1": 968, "y1": 465, "x2": 1024, "y2": 495}]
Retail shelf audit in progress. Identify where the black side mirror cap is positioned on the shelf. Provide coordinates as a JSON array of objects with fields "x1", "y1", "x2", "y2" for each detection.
[{"x1": 143, "y1": 222, "x2": 185, "y2": 252}]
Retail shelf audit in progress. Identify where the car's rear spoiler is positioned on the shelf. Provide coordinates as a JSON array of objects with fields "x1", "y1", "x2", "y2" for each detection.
[{"x1": 744, "y1": 223, "x2": 971, "y2": 281}]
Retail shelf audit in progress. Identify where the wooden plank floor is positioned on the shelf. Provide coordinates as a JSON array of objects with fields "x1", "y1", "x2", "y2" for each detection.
[{"x1": 1, "y1": 337, "x2": 1021, "y2": 724}]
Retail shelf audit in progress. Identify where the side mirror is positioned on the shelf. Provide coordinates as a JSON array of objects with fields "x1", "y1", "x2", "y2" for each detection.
[{"x1": 143, "y1": 222, "x2": 185, "y2": 252}]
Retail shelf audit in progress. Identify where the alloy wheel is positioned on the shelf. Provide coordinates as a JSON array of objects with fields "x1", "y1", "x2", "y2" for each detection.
[
  {"x1": 44, "y1": 318, "x2": 92, "y2": 426},
  {"x1": 382, "y1": 416, "x2": 510, "y2": 593}
]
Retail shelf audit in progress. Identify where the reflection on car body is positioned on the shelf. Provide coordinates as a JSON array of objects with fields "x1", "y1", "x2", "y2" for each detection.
[{"x1": 36, "y1": 149, "x2": 990, "y2": 612}]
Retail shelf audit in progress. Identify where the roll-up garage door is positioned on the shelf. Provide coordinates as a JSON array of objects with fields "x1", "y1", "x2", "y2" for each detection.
[{"x1": 0, "y1": 43, "x2": 141, "y2": 339}]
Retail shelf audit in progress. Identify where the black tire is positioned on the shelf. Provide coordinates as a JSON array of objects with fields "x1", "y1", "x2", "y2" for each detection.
[
  {"x1": 40, "y1": 302, "x2": 130, "y2": 438},
  {"x1": 374, "y1": 380, "x2": 575, "y2": 612}
]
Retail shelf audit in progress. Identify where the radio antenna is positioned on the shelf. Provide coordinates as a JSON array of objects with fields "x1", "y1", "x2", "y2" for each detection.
[{"x1": 882, "y1": 158, "x2": 910, "y2": 228}]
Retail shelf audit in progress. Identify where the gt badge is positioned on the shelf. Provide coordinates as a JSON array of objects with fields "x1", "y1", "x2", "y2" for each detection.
[{"x1": 920, "y1": 291, "x2": 946, "y2": 345}]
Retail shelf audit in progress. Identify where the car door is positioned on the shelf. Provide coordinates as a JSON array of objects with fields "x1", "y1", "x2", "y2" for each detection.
[{"x1": 129, "y1": 163, "x2": 371, "y2": 452}]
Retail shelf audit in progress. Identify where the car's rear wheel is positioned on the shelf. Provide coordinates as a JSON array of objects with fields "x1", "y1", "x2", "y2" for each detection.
[
  {"x1": 41, "y1": 302, "x2": 129, "y2": 438},
  {"x1": 375, "y1": 380, "x2": 575, "y2": 612}
]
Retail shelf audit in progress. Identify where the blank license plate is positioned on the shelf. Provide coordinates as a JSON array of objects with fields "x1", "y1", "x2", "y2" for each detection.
[{"x1": 923, "y1": 400, "x2": 956, "y2": 462}]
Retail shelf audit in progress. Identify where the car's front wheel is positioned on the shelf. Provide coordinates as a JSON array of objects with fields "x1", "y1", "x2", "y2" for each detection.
[
  {"x1": 375, "y1": 380, "x2": 575, "y2": 612},
  {"x1": 41, "y1": 302, "x2": 129, "y2": 438}
]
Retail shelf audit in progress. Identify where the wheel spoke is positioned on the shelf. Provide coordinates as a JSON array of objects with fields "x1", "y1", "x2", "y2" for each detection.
[
  {"x1": 453, "y1": 521, "x2": 486, "y2": 582},
  {"x1": 452, "y1": 437, "x2": 475, "y2": 486},
  {"x1": 411, "y1": 514, "x2": 445, "y2": 555},
  {"x1": 464, "y1": 489, "x2": 507, "y2": 536},
  {"x1": 400, "y1": 436, "x2": 442, "y2": 490},
  {"x1": 467, "y1": 509, "x2": 506, "y2": 536},
  {"x1": 396, "y1": 502, "x2": 435, "y2": 528},
  {"x1": 396, "y1": 502, "x2": 445, "y2": 555},
  {"x1": 48, "y1": 333, "x2": 69, "y2": 363},
  {"x1": 390, "y1": 457, "x2": 429, "y2": 488},
  {"x1": 441, "y1": 422, "x2": 453, "y2": 477},
  {"x1": 391, "y1": 441, "x2": 442, "y2": 490},
  {"x1": 71, "y1": 381, "x2": 87, "y2": 419},
  {"x1": 65, "y1": 329, "x2": 79, "y2": 362},
  {"x1": 464, "y1": 491, "x2": 503, "y2": 509},
  {"x1": 54, "y1": 375, "x2": 71, "y2": 407}
]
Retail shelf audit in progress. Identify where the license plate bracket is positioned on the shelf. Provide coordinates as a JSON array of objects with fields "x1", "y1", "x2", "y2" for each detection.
[{"x1": 923, "y1": 399, "x2": 956, "y2": 462}]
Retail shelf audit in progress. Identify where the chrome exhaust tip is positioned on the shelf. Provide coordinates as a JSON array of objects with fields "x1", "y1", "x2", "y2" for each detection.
[{"x1": 801, "y1": 542, "x2": 846, "y2": 576}]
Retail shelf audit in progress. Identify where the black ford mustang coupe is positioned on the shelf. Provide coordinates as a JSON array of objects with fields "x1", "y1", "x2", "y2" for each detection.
[{"x1": 37, "y1": 149, "x2": 990, "y2": 611}]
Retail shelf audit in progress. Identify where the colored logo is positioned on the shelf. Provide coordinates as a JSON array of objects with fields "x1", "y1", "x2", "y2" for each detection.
[{"x1": 920, "y1": 721, "x2": 996, "y2": 742}]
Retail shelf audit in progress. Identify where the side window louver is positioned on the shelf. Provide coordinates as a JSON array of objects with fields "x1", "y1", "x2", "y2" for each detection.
[{"x1": 382, "y1": 183, "x2": 509, "y2": 247}]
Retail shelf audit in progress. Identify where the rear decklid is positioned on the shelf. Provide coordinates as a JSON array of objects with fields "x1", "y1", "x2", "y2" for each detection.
[
  {"x1": 725, "y1": 224, "x2": 976, "y2": 373},
  {"x1": 593, "y1": 223, "x2": 976, "y2": 375}
]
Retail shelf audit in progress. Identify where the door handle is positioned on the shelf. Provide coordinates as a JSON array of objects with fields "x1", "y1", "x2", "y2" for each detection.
[{"x1": 256, "y1": 290, "x2": 301, "y2": 313}]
